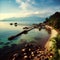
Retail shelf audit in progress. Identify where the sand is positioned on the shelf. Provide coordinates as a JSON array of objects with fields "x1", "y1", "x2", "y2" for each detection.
[{"x1": 45, "y1": 25, "x2": 58, "y2": 51}]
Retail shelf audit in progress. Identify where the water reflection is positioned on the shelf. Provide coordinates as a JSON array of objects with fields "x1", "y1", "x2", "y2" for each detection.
[
  {"x1": 0, "y1": 22, "x2": 51, "y2": 60},
  {"x1": 4, "y1": 42, "x2": 11, "y2": 45},
  {"x1": 0, "y1": 22, "x2": 50, "y2": 49},
  {"x1": 10, "y1": 23, "x2": 13, "y2": 25},
  {"x1": 0, "y1": 42, "x2": 4, "y2": 45}
]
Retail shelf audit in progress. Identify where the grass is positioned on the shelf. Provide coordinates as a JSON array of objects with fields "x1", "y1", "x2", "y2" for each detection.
[{"x1": 49, "y1": 34, "x2": 60, "y2": 60}]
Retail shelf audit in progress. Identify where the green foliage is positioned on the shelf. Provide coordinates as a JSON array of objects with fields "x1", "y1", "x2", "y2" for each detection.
[
  {"x1": 44, "y1": 12, "x2": 60, "y2": 60},
  {"x1": 46, "y1": 18, "x2": 49, "y2": 22},
  {"x1": 55, "y1": 34, "x2": 60, "y2": 49},
  {"x1": 44, "y1": 12, "x2": 60, "y2": 30},
  {"x1": 53, "y1": 49, "x2": 60, "y2": 60},
  {"x1": 55, "y1": 18, "x2": 60, "y2": 29},
  {"x1": 44, "y1": 18, "x2": 49, "y2": 23},
  {"x1": 51, "y1": 35, "x2": 60, "y2": 60}
]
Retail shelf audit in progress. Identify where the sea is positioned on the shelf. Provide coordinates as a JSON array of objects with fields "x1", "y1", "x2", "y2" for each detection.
[{"x1": 0, "y1": 21, "x2": 50, "y2": 48}]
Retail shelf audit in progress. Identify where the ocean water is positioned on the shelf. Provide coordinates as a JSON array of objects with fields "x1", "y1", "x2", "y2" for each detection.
[{"x1": 0, "y1": 21, "x2": 50, "y2": 48}]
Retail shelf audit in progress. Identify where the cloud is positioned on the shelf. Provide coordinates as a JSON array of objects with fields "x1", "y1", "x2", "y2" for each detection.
[
  {"x1": 0, "y1": 0, "x2": 60, "y2": 20},
  {"x1": 16, "y1": 0, "x2": 36, "y2": 10},
  {"x1": 16, "y1": 0, "x2": 60, "y2": 13},
  {"x1": 0, "y1": 12, "x2": 32, "y2": 20},
  {"x1": 0, "y1": 9, "x2": 54, "y2": 20},
  {"x1": 16, "y1": 0, "x2": 31, "y2": 10}
]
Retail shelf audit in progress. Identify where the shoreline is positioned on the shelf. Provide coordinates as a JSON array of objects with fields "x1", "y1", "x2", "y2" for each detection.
[{"x1": 45, "y1": 25, "x2": 58, "y2": 51}]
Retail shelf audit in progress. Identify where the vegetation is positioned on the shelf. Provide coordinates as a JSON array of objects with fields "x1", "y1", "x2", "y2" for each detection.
[
  {"x1": 52, "y1": 34, "x2": 60, "y2": 60},
  {"x1": 55, "y1": 34, "x2": 60, "y2": 49},
  {"x1": 44, "y1": 12, "x2": 60, "y2": 31},
  {"x1": 48, "y1": 34, "x2": 60, "y2": 60},
  {"x1": 44, "y1": 12, "x2": 60, "y2": 60}
]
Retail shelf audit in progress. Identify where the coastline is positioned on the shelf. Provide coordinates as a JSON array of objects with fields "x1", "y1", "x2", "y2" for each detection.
[{"x1": 45, "y1": 25, "x2": 58, "y2": 51}]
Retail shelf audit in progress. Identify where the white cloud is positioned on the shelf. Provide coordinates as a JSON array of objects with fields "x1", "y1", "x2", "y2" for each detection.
[
  {"x1": 0, "y1": 0, "x2": 60, "y2": 20},
  {"x1": 0, "y1": 9, "x2": 54, "y2": 20},
  {"x1": 16, "y1": 0, "x2": 22, "y2": 3},
  {"x1": 16, "y1": 0, "x2": 34, "y2": 10},
  {"x1": 15, "y1": 0, "x2": 54, "y2": 15},
  {"x1": 19, "y1": 2, "x2": 29, "y2": 10},
  {"x1": 16, "y1": 0, "x2": 27, "y2": 9},
  {"x1": 0, "y1": 11, "x2": 34, "y2": 20}
]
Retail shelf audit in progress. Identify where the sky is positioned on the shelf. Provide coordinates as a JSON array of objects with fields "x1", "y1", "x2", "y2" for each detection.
[{"x1": 0, "y1": 0, "x2": 60, "y2": 20}]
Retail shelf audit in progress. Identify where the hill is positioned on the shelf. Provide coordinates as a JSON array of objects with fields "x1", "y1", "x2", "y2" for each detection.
[
  {"x1": 1, "y1": 16, "x2": 45, "y2": 23},
  {"x1": 44, "y1": 12, "x2": 60, "y2": 30}
]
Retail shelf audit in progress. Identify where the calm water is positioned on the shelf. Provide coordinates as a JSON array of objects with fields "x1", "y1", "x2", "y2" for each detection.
[{"x1": 0, "y1": 22, "x2": 50, "y2": 48}]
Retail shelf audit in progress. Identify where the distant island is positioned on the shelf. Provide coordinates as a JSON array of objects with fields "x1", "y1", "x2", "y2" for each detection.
[{"x1": 0, "y1": 16, "x2": 45, "y2": 22}]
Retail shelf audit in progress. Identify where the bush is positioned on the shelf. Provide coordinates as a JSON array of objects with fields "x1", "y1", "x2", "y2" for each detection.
[{"x1": 55, "y1": 34, "x2": 60, "y2": 49}]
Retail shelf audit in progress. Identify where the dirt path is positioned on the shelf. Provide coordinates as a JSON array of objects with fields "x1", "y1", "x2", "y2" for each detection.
[{"x1": 45, "y1": 25, "x2": 58, "y2": 51}]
